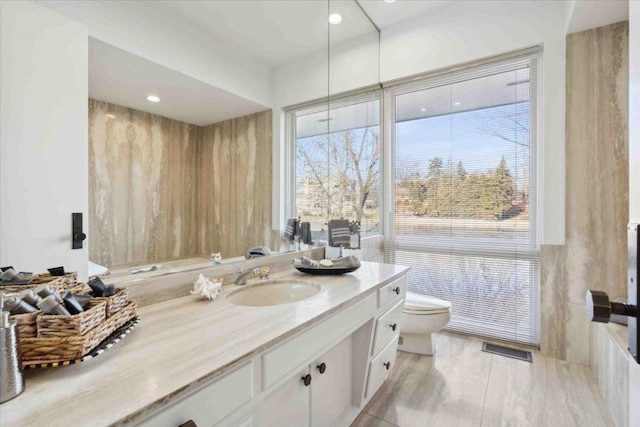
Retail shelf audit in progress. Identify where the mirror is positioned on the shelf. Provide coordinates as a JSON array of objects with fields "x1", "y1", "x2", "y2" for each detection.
[{"x1": 85, "y1": 0, "x2": 379, "y2": 276}]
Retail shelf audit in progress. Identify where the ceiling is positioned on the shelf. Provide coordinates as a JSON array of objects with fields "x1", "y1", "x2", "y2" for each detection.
[
  {"x1": 567, "y1": 0, "x2": 629, "y2": 34},
  {"x1": 157, "y1": 0, "x2": 377, "y2": 67},
  {"x1": 89, "y1": 38, "x2": 268, "y2": 126},
  {"x1": 358, "y1": 0, "x2": 458, "y2": 29}
]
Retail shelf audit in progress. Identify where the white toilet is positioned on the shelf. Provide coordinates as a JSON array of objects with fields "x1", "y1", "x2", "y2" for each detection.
[{"x1": 398, "y1": 291, "x2": 452, "y2": 356}]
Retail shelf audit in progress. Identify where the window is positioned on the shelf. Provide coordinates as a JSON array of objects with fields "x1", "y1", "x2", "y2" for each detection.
[
  {"x1": 284, "y1": 51, "x2": 540, "y2": 345},
  {"x1": 384, "y1": 51, "x2": 540, "y2": 345},
  {"x1": 287, "y1": 91, "x2": 382, "y2": 236}
]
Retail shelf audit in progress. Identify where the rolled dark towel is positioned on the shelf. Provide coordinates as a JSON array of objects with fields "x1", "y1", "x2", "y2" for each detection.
[
  {"x1": 284, "y1": 218, "x2": 298, "y2": 241},
  {"x1": 300, "y1": 222, "x2": 312, "y2": 245},
  {"x1": 328, "y1": 219, "x2": 351, "y2": 247}
]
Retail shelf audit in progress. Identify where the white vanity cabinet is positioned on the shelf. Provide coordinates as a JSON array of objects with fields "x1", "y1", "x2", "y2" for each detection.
[
  {"x1": 137, "y1": 273, "x2": 408, "y2": 427},
  {"x1": 258, "y1": 336, "x2": 352, "y2": 427},
  {"x1": 365, "y1": 276, "x2": 406, "y2": 399}
]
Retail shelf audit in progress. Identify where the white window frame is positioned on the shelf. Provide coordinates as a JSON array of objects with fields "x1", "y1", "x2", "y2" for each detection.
[
  {"x1": 284, "y1": 89, "x2": 384, "y2": 236},
  {"x1": 381, "y1": 48, "x2": 542, "y2": 345}
]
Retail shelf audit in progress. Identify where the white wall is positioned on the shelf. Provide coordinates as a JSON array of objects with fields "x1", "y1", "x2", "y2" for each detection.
[
  {"x1": 380, "y1": 0, "x2": 570, "y2": 245},
  {"x1": 33, "y1": 0, "x2": 272, "y2": 107},
  {"x1": 0, "y1": 1, "x2": 88, "y2": 279}
]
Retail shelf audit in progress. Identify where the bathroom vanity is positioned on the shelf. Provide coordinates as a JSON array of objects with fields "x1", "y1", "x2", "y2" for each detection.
[{"x1": 2, "y1": 261, "x2": 408, "y2": 426}]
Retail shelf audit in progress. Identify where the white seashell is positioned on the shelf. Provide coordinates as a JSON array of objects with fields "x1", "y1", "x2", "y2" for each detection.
[
  {"x1": 319, "y1": 259, "x2": 334, "y2": 267},
  {"x1": 191, "y1": 274, "x2": 223, "y2": 300}
]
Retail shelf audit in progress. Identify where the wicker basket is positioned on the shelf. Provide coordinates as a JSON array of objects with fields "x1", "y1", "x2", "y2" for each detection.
[
  {"x1": 20, "y1": 300, "x2": 137, "y2": 362},
  {"x1": 94, "y1": 288, "x2": 129, "y2": 317},
  {"x1": 68, "y1": 282, "x2": 91, "y2": 294},
  {"x1": 36, "y1": 300, "x2": 106, "y2": 338},
  {"x1": 0, "y1": 272, "x2": 78, "y2": 294},
  {"x1": 10, "y1": 311, "x2": 41, "y2": 339},
  {"x1": 25, "y1": 272, "x2": 78, "y2": 285}
]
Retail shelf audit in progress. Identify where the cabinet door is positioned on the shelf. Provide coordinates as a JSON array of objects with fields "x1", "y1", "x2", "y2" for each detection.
[
  {"x1": 311, "y1": 337, "x2": 352, "y2": 427},
  {"x1": 258, "y1": 367, "x2": 310, "y2": 427}
]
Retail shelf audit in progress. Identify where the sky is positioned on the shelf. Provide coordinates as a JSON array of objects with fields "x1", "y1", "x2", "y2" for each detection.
[{"x1": 396, "y1": 102, "x2": 531, "y2": 178}]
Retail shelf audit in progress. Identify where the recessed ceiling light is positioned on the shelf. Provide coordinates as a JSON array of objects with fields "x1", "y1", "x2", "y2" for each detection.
[
  {"x1": 420, "y1": 108, "x2": 427, "y2": 112},
  {"x1": 105, "y1": 114, "x2": 116, "y2": 119},
  {"x1": 454, "y1": 102, "x2": 461, "y2": 106},
  {"x1": 384, "y1": 0, "x2": 396, "y2": 3},
  {"x1": 329, "y1": 13, "x2": 343, "y2": 25},
  {"x1": 146, "y1": 95, "x2": 161, "y2": 103}
]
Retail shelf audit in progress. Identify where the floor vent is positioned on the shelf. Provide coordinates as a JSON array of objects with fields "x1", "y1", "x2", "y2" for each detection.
[{"x1": 481, "y1": 342, "x2": 532, "y2": 362}]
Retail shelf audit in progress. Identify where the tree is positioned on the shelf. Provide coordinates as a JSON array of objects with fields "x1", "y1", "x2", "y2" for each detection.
[
  {"x1": 296, "y1": 126, "x2": 380, "y2": 227},
  {"x1": 456, "y1": 161, "x2": 467, "y2": 180},
  {"x1": 492, "y1": 156, "x2": 514, "y2": 219},
  {"x1": 401, "y1": 172, "x2": 428, "y2": 215},
  {"x1": 428, "y1": 157, "x2": 444, "y2": 178}
]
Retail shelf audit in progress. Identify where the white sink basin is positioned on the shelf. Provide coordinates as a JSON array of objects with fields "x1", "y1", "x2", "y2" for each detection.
[{"x1": 227, "y1": 280, "x2": 320, "y2": 306}]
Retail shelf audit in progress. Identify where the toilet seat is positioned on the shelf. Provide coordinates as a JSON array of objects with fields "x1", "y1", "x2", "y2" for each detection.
[{"x1": 404, "y1": 292, "x2": 451, "y2": 313}]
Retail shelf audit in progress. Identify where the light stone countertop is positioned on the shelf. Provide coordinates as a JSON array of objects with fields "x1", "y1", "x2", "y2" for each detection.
[{"x1": 1, "y1": 261, "x2": 409, "y2": 427}]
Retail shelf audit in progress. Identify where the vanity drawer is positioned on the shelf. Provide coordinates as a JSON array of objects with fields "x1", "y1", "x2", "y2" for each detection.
[
  {"x1": 378, "y1": 276, "x2": 406, "y2": 308},
  {"x1": 138, "y1": 362, "x2": 253, "y2": 427},
  {"x1": 371, "y1": 300, "x2": 404, "y2": 356},
  {"x1": 365, "y1": 337, "x2": 399, "y2": 398}
]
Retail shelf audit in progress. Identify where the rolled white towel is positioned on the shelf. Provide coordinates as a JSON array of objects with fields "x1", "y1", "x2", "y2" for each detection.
[{"x1": 301, "y1": 256, "x2": 320, "y2": 268}]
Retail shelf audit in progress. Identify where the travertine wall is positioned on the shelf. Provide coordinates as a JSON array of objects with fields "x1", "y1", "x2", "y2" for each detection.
[
  {"x1": 89, "y1": 99, "x2": 272, "y2": 266},
  {"x1": 541, "y1": 21, "x2": 628, "y2": 364},
  {"x1": 197, "y1": 111, "x2": 273, "y2": 259}
]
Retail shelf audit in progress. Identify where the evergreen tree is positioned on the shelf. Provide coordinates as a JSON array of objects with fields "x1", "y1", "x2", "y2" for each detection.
[
  {"x1": 456, "y1": 160, "x2": 467, "y2": 180},
  {"x1": 428, "y1": 157, "x2": 444, "y2": 178},
  {"x1": 492, "y1": 156, "x2": 514, "y2": 219}
]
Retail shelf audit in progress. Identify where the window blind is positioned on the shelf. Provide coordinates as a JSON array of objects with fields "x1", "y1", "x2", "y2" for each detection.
[{"x1": 383, "y1": 50, "x2": 541, "y2": 345}]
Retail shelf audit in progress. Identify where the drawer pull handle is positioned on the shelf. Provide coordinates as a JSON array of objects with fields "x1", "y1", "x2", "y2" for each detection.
[
  {"x1": 302, "y1": 374, "x2": 312, "y2": 386},
  {"x1": 179, "y1": 421, "x2": 198, "y2": 427},
  {"x1": 383, "y1": 362, "x2": 391, "y2": 370},
  {"x1": 393, "y1": 287, "x2": 400, "y2": 295},
  {"x1": 389, "y1": 323, "x2": 397, "y2": 331},
  {"x1": 317, "y1": 362, "x2": 327, "y2": 374}
]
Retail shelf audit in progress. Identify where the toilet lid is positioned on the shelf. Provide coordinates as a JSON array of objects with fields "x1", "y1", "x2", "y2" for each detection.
[{"x1": 404, "y1": 292, "x2": 451, "y2": 312}]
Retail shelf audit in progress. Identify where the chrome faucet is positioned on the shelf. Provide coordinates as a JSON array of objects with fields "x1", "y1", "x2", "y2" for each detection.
[{"x1": 234, "y1": 266, "x2": 270, "y2": 285}]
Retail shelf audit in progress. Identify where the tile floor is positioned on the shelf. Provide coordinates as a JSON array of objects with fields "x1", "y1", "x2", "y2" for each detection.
[{"x1": 352, "y1": 332, "x2": 616, "y2": 427}]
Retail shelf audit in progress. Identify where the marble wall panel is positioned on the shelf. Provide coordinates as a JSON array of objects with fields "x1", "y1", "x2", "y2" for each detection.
[
  {"x1": 591, "y1": 323, "x2": 630, "y2": 427},
  {"x1": 541, "y1": 21, "x2": 629, "y2": 363},
  {"x1": 89, "y1": 100, "x2": 273, "y2": 266},
  {"x1": 198, "y1": 110, "x2": 273, "y2": 259},
  {"x1": 89, "y1": 100, "x2": 200, "y2": 266}
]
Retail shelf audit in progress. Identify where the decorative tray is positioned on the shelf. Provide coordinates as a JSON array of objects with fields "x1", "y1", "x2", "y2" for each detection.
[
  {"x1": 294, "y1": 266, "x2": 360, "y2": 275},
  {"x1": 23, "y1": 316, "x2": 140, "y2": 369}
]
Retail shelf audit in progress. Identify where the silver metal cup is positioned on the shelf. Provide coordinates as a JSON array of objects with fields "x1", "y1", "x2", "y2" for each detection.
[{"x1": 0, "y1": 321, "x2": 24, "y2": 403}]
